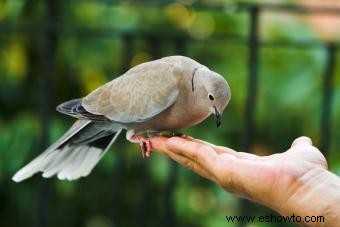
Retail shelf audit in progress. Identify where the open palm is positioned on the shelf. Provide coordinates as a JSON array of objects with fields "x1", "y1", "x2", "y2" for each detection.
[{"x1": 150, "y1": 136, "x2": 328, "y2": 212}]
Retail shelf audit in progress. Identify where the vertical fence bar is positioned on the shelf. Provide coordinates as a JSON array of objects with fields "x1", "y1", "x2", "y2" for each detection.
[
  {"x1": 320, "y1": 44, "x2": 336, "y2": 157},
  {"x1": 111, "y1": 33, "x2": 134, "y2": 226},
  {"x1": 163, "y1": 36, "x2": 187, "y2": 227},
  {"x1": 37, "y1": 0, "x2": 58, "y2": 226},
  {"x1": 238, "y1": 6, "x2": 260, "y2": 225},
  {"x1": 243, "y1": 3, "x2": 259, "y2": 158}
]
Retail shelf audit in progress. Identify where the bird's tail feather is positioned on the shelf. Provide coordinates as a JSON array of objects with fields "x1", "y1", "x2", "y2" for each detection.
[{"x1": 12, "y1": 120, "x2": 122, "y2": 182}]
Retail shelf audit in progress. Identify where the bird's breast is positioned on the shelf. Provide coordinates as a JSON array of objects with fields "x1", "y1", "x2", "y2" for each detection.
[{"x1": 133, "y1": 99, "x2": 211, "y2": 133}]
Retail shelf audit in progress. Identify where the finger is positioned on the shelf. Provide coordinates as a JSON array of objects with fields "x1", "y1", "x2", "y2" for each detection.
[
  {"x1": 165, "y1": 151, "x2": 214, "y2": 181},
  {"x1": 188, "y1": 138, "x2": 230, "y2": 155},
  {"x1": 150, "y1": 136, "x2": 216, "y2": 180},
  {"x1": 214, "y1": 145, "x2": 244, "y2": 156},
  {"x1": 166, "y1": 137, "x2": 218, "y2": 172},
  {"x1": 150, "y1": 135, "x2": 216, "y2": 157},
  {"x1": 211, "y1": 145, "x2": 260, "y2": 162},
  {"x1": 187, "y1": 137, "x2": 257, "y2": 160},
  {"x1": 149, "y1": 136, "x2": 169, "y2": 154},
  {"x1": 291, "y1": 136, "x2": 312, "y2": 148},
  {"x1": 185, "y1": 137, "x2": 215, "y2": 147},
  {"x1": 151, "y1": 136, "x2": 259, "y2": 161},
  {"x1": 167, "y1": 135, "x2": 240, "y2": 157}
]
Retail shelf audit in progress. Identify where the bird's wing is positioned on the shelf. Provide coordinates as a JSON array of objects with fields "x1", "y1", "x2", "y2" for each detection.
[
  {"x1": 82, "y1": 60, "x2": 180, "y2": 123},
  {"x1": 57, "y1": 99, "x2": 111, "y2": 122}
]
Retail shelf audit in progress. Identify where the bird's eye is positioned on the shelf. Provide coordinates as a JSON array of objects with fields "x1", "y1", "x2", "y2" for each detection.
[{"x1": 208, "y1": 93, "x2": 214, "y2": 101}]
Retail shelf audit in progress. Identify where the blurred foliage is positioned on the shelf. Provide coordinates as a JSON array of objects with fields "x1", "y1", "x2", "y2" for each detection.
[{"x1": 0, "y1": 0, "x2": 339, "y2": 227}]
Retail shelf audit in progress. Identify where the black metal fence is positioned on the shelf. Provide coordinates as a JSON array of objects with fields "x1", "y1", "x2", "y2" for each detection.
[{"x1": 2, "y1": 1, "x2": 339, "y2": 227}]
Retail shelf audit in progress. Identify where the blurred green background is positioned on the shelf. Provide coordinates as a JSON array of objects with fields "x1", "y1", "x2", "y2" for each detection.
[{"x1": 0, "y1": 0, "x2": 339, "y2": 227}]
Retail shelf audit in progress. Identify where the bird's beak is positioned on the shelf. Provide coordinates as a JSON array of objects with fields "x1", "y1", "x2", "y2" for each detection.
[{"x1": 214, "y1": 106, "x2": 221, "y2": 128}]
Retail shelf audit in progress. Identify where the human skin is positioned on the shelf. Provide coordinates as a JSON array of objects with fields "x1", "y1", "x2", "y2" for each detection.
[{"x1": 150, "y1": 136, "x2": 340, "y2": 226}]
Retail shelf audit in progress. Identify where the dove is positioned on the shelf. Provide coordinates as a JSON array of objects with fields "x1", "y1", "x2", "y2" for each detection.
[{"x1": 12, "y1": 55, "x2": 231, "y2": 182}]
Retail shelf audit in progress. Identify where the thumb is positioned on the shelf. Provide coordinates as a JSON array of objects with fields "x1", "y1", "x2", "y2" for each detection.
[{"x1": 291, "y1": 136, "x2": 312, "y2": 148}]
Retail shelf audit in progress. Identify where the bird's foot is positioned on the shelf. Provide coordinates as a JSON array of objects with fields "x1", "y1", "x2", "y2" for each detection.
[
  {"x1": 162, "y1": 131, "x2": 186, "y2": 138},
  {"x1": 171, "y1": 132, "x2": 185, "y2": 137},
  {"x1": 131, "y1": 135, "x2": 151, "y2": 158}
]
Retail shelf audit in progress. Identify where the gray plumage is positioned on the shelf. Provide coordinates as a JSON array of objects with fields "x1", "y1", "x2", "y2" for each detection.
[{"x1": 12, "y1": 56, "x2": 231, "y2": 182}]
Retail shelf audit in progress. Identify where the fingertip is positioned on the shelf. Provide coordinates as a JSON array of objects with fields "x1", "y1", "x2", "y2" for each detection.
[
  {"x1": 291, "y1": 136, "x2": 312, "y2": 147},
  {"x1": 149, "y1": 136, "x2": 169, "y2": 154}
]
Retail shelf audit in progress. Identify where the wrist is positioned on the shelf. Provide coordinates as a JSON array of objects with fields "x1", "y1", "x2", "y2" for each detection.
[{"x1": 274, "y1": 168, "x2": 340, "y2": 226}]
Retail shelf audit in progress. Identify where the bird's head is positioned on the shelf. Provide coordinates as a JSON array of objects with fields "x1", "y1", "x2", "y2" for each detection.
[{"x1": 193, "y1": 67, "x2": 231, "y2": 128}]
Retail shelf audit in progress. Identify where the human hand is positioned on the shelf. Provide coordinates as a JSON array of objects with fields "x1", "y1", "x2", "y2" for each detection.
[{"x1": 150, "y1": 135, "x2": 334, "y2": 220}]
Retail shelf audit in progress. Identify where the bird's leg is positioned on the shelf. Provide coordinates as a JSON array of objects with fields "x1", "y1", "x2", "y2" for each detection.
[
  {"x1": 130, "y1": 135, "x2": 151, "y2": 158},
  {"x1": 126, "y1": 130, "x2": 151, "y2": 158},
  {"x1": 170, "y1": 132, "x2": 185, "y2": 137},
  {"x1": 162, "y1": 131, "x2": 185, "y2": 138}
]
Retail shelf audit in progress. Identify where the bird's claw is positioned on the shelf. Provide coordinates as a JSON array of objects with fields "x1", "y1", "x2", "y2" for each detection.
[
  {"x1": 129, "y1": 132, "x2": 185, "y2": 158},
  {"x1": 171, "y1": 132, "x2": 185, "y2": 137},
  {"x1": 139, "y1": 138, "x2": 151, "y2": 158},
  {"x1": 162, "y1": 132, "x2": 186, "y2": 138},
  {"x1": 128, "y1": 133, "x2": 152, "y2": 158}
]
